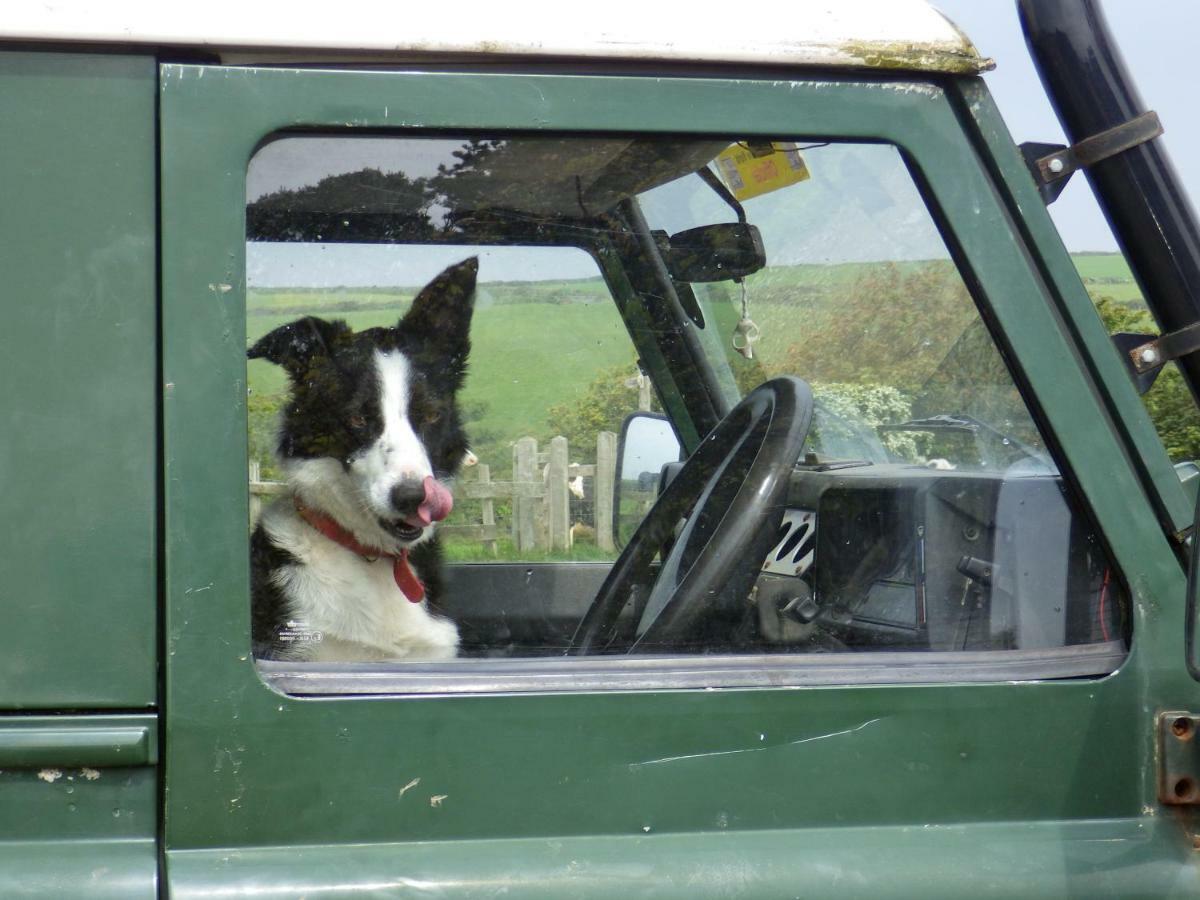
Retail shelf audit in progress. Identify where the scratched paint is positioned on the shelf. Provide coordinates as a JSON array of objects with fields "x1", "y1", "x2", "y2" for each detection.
[
  {"x1": 628, "y1": 718, "x2": 885, "y2": 770},
  {"x1": 398, "y1": 778, "x2": 420, "y2": 798}
]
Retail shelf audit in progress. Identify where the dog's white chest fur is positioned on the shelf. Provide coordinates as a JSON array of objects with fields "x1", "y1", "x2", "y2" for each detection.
[{"x1": 260, "y1": 501, "x2": 459, "y2": 662}]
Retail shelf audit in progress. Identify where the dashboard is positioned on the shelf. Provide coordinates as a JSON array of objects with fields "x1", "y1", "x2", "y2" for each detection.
[{"x1": 754, "y1": 463, "x2": 1119, "y2": 652}]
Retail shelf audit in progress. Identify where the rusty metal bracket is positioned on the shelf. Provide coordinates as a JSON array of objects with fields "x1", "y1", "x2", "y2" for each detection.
[
  {"x1": 1035, "y1": 110, "x2": 1163, "y2": 185},
  {"x1": 1158, "y1": 712, "x2": 1200, "y2": 804},
  {"x1": 1021, "y1": 111, "x2": 1163, "y2": 206},
  {"x1": 1129, "y1": 322, "x2": 1200, "y2": 375}
]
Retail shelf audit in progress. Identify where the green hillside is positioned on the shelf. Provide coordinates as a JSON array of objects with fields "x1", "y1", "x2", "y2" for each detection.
[
  {"x1": 247, "y1": 252, "x2": 1152, "y2": 479},
  {"x1": 247, "y1": 283, "x2": 634, "y2": 478},
  {"x1": 1072, "y1": 251, "x2": 1143, "y2": 303},
  {"x1": 246, "y1": 251, "x2": 1200, "y2": 560}
]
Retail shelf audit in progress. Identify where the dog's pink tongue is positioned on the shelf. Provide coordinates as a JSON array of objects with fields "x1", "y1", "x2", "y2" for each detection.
[{"x1": 410, "y1": 476, "x2": 453, "y2": 527}]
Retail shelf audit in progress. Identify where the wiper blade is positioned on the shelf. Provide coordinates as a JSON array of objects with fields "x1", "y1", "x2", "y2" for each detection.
[
  {"x1": 797, "y1": 454, "x2": 874, "y2": 472},
  {"x1": 879, "y1": 414, "x2": 1043, "y2": 463},
  {"x1": 879, "y1": 413, "x2": 983, "y2": 434}
]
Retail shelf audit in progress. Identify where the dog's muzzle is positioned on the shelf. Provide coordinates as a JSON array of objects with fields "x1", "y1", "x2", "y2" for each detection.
[{"x1": 387, "y1": 476, "x2": 454, "y2": 537}]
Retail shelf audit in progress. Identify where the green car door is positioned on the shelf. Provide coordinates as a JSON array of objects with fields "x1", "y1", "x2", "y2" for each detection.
[
  {"x1": 0, "y1": 50, "x2": 159, "y2": 898},
  {"x1": 160, "y1": 62, "x2": 1198, "y2": 897}
]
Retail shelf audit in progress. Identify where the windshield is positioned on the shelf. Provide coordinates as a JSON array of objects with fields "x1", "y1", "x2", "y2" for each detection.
[{"x1": 638, "y1": 142, "x2": 1052, "y2": 472}]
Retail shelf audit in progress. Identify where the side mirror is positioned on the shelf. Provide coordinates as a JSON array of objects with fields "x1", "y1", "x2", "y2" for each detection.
[
  {"x1": 613, "y1": 412, "x2": 682, "y2": 548},
  {"x1": 665, "y1": 223, "x2": 766, "y2": 283}
]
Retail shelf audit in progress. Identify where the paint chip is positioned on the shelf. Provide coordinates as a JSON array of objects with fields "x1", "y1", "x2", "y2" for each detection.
[
  {"x1": 399, "y1": 778, "x2": 420, "y2": 798},
  {"x1": 81, "y1": 767, "x2": 101, "y2": 781},
  {"x1": 430, "y1": 794, "x2": 448, "y2": 808},
  {"x1": 37, "y1": 769, "x2": 62, "y2": 784}
]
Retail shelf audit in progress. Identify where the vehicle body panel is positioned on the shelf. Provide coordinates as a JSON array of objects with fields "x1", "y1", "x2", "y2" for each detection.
[
  {"x1": 159, "y1": 63, "x2": 1194, "y2": 894},
  {"x1": 0, "y1": 51, "x2": 158, "y2": 711},
  {"x1": 0, "y1": 49, "x2": 160, "y2": 896},
  {"x1": 167, "y1": 818, "x2": 1198, "y2": 899},
  {"x1": 0, "y1": 713, "x2": 158, "y2": 896}
]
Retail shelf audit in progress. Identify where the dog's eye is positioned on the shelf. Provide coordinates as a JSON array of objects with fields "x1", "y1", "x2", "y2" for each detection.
[
  {"x1": 347, "y1": 414, "x2": 368, "y2": 431},
  {"x1": 423, "y1": 409, "x2": 441, "y2": 425}
]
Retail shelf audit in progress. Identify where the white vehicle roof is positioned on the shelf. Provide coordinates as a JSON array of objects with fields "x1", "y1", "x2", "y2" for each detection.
[{"x1": 3, "y1": 1, "x2": 991, "y2": 74}]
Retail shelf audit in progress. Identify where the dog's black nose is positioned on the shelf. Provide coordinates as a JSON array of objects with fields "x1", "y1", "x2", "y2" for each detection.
[{"x1": 389, "y1": 479, "x2": 426, "y2": 516}]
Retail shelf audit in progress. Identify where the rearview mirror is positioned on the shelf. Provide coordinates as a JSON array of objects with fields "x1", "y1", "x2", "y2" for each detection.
[
  {"x1": 613, "y1": 413, "x2": 682, "y2": 547},
  {"x1": 665, "y1": 223, "x2": 765, "y2": 283}
]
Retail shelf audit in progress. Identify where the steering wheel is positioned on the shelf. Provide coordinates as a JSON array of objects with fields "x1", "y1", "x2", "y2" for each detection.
[{"x1": 569, "y1": 377, "x2": 813, "y2": 655}]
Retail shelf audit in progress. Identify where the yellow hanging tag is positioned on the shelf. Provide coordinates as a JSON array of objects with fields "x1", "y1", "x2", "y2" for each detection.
[{"x1": 715, "y1": 142, "x2": 811, "y2": 201}]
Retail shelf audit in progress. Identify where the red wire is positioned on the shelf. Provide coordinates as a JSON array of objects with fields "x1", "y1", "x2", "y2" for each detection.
[{"x1": 1098, "y1": 567, "x2": 1112, "y2": 642}]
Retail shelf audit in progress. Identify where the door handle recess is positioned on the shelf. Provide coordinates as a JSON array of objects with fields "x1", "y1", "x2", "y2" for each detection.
[{"x1": 0, "y1": 715, "x2": 156, "y2": 768}]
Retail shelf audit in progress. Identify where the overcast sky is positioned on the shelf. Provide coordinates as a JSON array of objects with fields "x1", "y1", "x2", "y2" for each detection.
[{"x1": 932, "y1": 0, "x2": 1200, "y2": 251}]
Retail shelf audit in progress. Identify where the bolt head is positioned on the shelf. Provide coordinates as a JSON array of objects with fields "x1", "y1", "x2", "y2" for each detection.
[
  {"x1": 1140, "y1": 347, "x2": 1160, "y2": 365},
  {"x1": 1048, "y1": 158, "x2": 1065, "y2": 174}
]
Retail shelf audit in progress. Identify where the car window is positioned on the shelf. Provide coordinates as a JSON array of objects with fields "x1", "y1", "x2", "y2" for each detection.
[
  {"x1": 247, "y1": 241, "x2": 642, "y2": 564},
  {"x1": 1075, "y1": 253, "x2": 1200, "y2": 466},
  {"x1": 663, "y1": 144, "x2": 1052, "y2": 473},
  {"x1": 245, "y1": 134, "x2": 1126, "y2": 670}
]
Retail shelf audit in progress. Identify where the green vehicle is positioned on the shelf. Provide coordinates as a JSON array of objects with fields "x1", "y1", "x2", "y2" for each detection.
[{"x1": 5, "y1": 0, "x2": 1200, "y2": 895}]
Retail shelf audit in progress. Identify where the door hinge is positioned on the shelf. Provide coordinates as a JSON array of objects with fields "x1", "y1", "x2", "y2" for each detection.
[{"x1": 1158, "y1": 711, "x2": 1200, "y2": 804}]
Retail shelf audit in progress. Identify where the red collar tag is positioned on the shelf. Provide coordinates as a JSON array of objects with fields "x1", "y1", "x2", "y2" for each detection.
[
  {"x1": 392, "y1": 550, "x2": 425, "y2": 602},
  {"x1": 295, "y1": 501, "x2": 426, "y2": 603}
]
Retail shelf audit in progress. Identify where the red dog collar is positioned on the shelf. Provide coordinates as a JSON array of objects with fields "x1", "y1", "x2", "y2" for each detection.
[{"x1": 294, "y1": 500, "x2": 425, "y2": 602}]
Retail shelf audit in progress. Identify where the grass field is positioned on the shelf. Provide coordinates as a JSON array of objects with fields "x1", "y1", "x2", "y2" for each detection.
[
  {"x1": 1072, "y1": 251, "x2": 1143, "y2": 304},
  {"x1": 248, "y1": 278, "x2": 612, "y2": 316},
  {"x1": 249, "y1": 252, "x2": 1139, "y2": 460},
  {"x1": 247, "y1": 252, "x2": 1140, "y2": 556},
  {"x1": 247, "y1": 290, "x2": 634, "y2": 466},
  {"x1": 441, "y1": 535, "x2": 615, "y2": 563}
]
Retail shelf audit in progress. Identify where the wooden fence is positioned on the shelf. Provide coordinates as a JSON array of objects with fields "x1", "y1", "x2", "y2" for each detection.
[{"x1": 250, "y1": 430, "x2": 618, "y2": 554}]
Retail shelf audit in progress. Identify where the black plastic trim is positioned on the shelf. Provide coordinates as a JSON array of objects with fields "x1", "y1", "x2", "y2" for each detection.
[{"x1": 1019, "y1": 0, "x2": 1200, "y2": 404}]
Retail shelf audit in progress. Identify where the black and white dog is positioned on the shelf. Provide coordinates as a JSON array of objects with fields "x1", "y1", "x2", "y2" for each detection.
[{"x1": 249, "y1": 258, "x2": 477, "y2": 662}]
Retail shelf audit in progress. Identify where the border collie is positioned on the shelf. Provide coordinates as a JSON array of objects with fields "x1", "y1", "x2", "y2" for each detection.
[{"x1": 249, "y1": 258, "x2": 477, "y2": 662}]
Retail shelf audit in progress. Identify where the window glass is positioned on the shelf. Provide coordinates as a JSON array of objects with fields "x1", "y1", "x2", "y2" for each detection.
[
  {"x1": 1075, "y1": 254, "x2": 1200, "y2": 465},
  {"x1": 246, "y1": 135, "x2": 1125, "y2": 666},
  {"x1": 651, "y1": 144, "x2": 1048, "y2": 471}
]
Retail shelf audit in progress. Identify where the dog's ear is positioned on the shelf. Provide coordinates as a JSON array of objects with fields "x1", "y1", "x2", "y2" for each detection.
[
  {"x1": 398, "y1": 257, "x2": 478, "y2": 347},
  {"x1": 248, "y1": 316, "x2": 347, "y2": 374}
]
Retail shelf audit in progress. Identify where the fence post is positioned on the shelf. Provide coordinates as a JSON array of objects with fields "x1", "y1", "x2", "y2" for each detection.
[
  {"x1": 477, "y1": 463, "x2": 498, "y2": 556},
  {"x1": 594, "y1": 431, "x2": 617, "y2": 552},
  {"x1": 249, "y1": 461, "x2": 262, "y2": 526},
  {"x1": 547, "y1": 436, "x2": 570, "y2": 551},
  {"x1": 512, "y1": 437, "x2": 538, "y2": 552}
]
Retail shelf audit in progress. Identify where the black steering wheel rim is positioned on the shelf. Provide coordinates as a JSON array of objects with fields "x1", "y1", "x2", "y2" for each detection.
[{"x1": 569, "y1": 376, "x2": 813, "y2": 655}]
